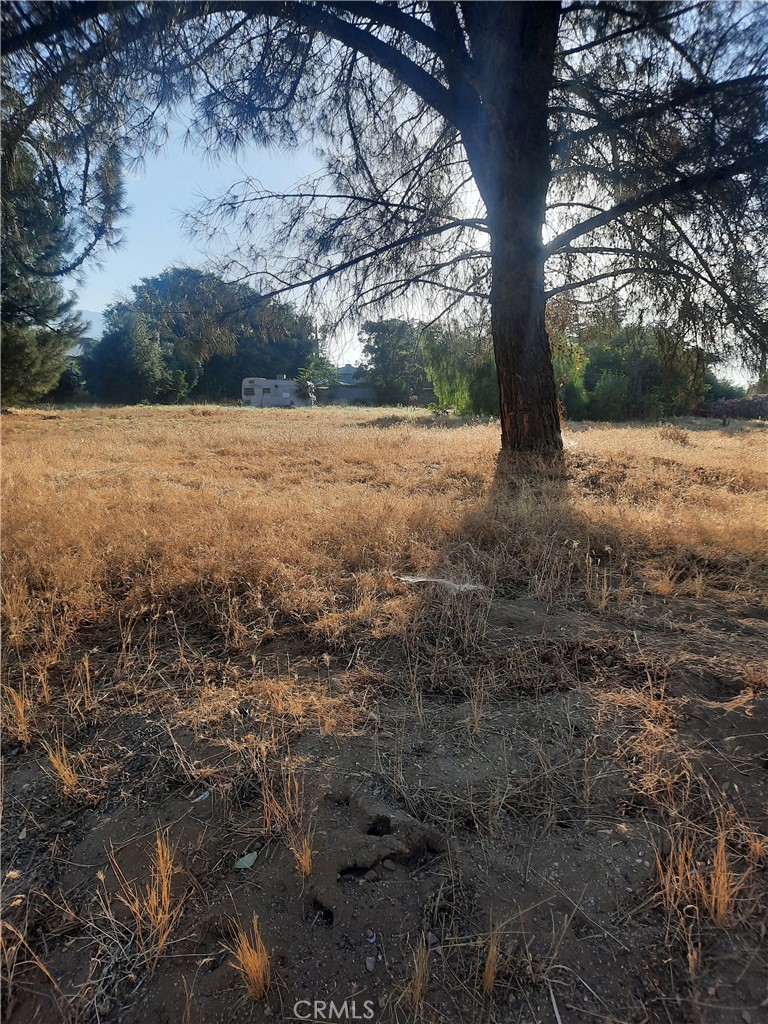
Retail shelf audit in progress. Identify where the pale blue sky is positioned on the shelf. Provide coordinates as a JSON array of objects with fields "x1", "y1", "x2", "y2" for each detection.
[
  {"x1": 71, "y1": 129, "x2": 370, "y2": 361},
  {"x1": 72, "y1": 127, "x2": 319, "y2": 312}
]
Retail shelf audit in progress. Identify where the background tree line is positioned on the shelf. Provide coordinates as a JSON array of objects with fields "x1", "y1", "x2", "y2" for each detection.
[
  {"x1": 357, "y1": 311, "x2": 747, "y2": 420},
  {"x1": 6, "y1": 249, "x2": 749, "y2": 414},
  {"x1": 77, "y1": 269, "x2": 315, "y2": 405},
  {"x1": 9, "y1": 267, "x2": 316, "y2": 406}
]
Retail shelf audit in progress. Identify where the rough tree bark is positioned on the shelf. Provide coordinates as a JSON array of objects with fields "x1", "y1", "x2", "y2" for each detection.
[{"x1": 463, "y1": 2, "x2": 563, "y2": 454}]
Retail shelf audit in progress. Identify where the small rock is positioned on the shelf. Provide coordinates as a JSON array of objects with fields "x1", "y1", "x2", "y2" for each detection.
[
  {"x1": 234, "y1": 851, "x2": 259, "y2": 869},
  {"x1": 381, "y1": 859, "x2": 397, "y2": 872},
  {"x1": 426, "y1": 931, "x2": 440, "y2": 948},
  {"x1": 364, "y1": 869, "x2": 379, "y2": 882},
  {"x1": 366, "y1": 932, "x2": 377, "y2": 944},
  {"x1": 365, "y1": 956, "x2": 376, "y2": 973},
  {"x1": 604, "y1": 655, "x2": 615, "y2": 667}
]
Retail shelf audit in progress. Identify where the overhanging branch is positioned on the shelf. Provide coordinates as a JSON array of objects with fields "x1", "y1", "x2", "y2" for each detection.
[{"x1": 544, "y1": 144, "x2": 768, "y2": 256}]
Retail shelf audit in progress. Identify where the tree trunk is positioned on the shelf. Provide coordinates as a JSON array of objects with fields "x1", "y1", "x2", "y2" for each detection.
[
  {"x1": 464, "y1": 2, "x2": 563, "y2": 455},
  {"x1": 490, "y1": 229, "x2": 562, "y2": 453},
  {"x1": 758, "y1": 348, "x2": 768, "y2": 393}
]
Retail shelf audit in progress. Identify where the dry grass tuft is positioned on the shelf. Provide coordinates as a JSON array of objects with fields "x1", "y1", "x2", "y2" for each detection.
[
  {"x1": 288, "y1": 819, "x2": 315, "y2": 879},
  {"x1": 225, "y1": 914, "x2": 271, "y2": 1000},
  {"x1": 251, "y1": 749, "x2": 316, "y2": 877},
  {"x1": 700, "y1": 828, "x2": 739, "y2": 926},
  {"x1": 745, "y1": 830, "x2": 768, "y2": 865},
  {"x1": 3, "y1": 683, "x2": 33, "y2": 746},
  {"x1": 483, "y1": 917, "x2": 504, "y2": 995},
  {"x1": 402, "y1": 933, "x2": 430, "y2": 1013},
  {"x1": 105, "y1": 831, "x2": 185, "y2": 974},
  {"x1": 658, "y1": 423, "x2": 691, "y2": 446},
  {"x1": 41, "y1": 734, "x2": 79, "y2": 798},
  {"x1": 655, "y1": 816, "x2": 754, "y2": 935}
]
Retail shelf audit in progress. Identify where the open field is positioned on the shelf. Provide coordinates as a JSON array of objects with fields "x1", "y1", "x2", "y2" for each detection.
[{"x1": 2, "y1": 405, "x2": 767, "y2": 1024}]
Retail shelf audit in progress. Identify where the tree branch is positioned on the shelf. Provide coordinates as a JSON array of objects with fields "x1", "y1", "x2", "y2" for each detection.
[
  {"x1": 558, "y1": 74, "x2": 768, "y2": 147},
  {"x1": 544, "y1": 144, "x2": 768, "y2": 256},
  {"x1": 233, "y1": 216, "x2": 482, "y2": 300},
  {"x1": 324, "y1": 1, "x2": 440, "y2": 52},
  {"x1": 227, "y1": 1, "x2": 459, "y2": 125}
]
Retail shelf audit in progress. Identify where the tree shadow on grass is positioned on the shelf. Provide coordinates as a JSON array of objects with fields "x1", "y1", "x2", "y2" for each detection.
[
  {"x1": 359, "y1": 411, "x2": 498, "y2": 430},
  {"x1": 369, "y1": 449, "x2": 768, "y2": 1022}
]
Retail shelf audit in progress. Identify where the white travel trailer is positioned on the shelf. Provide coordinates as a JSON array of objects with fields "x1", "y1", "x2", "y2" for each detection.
[{"x1": 241, "y1": 376, "x2": 310, "y2": 408}]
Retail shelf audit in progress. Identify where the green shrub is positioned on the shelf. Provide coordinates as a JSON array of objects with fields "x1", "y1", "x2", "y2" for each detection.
[{"x1": 589, "y1": 369, "x2": 630, "y2": 420}]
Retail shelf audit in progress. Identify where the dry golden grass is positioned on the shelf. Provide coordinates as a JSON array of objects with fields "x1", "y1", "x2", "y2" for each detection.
[
  {"x1": 288, "y1": 820, "x2": 315, "y2": 880},
  {"x1": 3, "y1": 407, "x2": 765, "y2": 832},
  {"x1": 253, "y1": 751, "x2": 316, "y2": 877},
  {"x1": 2, "y1": 407, "x2": 766, "y2": 672},
  {"x1": 567, "y1": 420, "x2": 768, "y2": 584},
  {"x1": 105, "y1": 831, "x2": 186, "y2": 974},
  {"x1": 225, "y1": 913, "x2": 271, "y2": 1000},
  {"x1": 2, "y1": 406, "x2": 767, "y2": 1020},
  {"x1": 482, "y1": 917, "x2": 504, "y2": 995},
  {"x1": 402, "y1": 933, "x2": 430, "y2": 1012},
  {"x1": 41, "y1": 734, "x2": 79, "y2": 798},
  {"x1": 2, "y1": 682, "x2": 33, "y2": 746},
  {"x1": 653, "y1": 815, "x2": 755, "y2": 983},
  {"x1": 655, "y1": 812, "x2": 757, "y2": 928}
]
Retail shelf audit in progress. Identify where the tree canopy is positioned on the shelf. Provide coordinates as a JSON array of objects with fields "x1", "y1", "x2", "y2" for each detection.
[
  {"x1": 358, "y1": 318, "x2": 429, "y2": 404},
  {"x1": 79, "y1": 267, "x2": 315, "y2": 403},
  {"x1": 3, "y1": 2, "x2": 767, "y2": 448}
]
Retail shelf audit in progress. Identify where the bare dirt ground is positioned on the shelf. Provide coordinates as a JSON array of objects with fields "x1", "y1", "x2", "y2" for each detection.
[{"x1": 2, "y1": 407, "x2": 767, "y2": 1024}]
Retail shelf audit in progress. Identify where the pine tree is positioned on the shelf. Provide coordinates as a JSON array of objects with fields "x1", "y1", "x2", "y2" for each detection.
[{"x1": 1, "y1": 146, "x2": 85, "y2": 405}]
